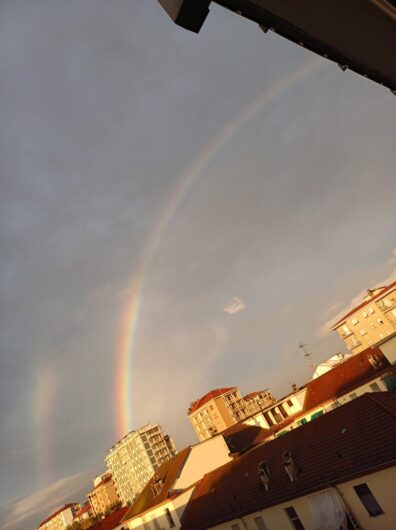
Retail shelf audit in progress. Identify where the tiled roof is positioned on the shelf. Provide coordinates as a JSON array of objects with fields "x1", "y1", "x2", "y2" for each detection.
[
  {"x1": 303, "y1": 346, "x2": 390, "y2": 411},
  {"x1": 188, "y1": 387, "x2": 237, "y2": 415},
  {"x1": 89, "y1": 506, "x2": 128, "y2": 530},
  {"x1": 37, "y1": 503, "x2": 78, "y2": 528},
  {"x1": 331, "y1": 280, "x2": 396, "y2": 328},
  {"x1": 221, "y1": 423, "x2": 269, "y2": 454},
  {"x1": 122, "y1": 448, "x2": 191, "y2": 521},
  {"x1": 76, "y1": 503, "x2": 91, "y2": 517},
  {"x1": 181, "y1": 391, "x2": 396, "y2": 530}
]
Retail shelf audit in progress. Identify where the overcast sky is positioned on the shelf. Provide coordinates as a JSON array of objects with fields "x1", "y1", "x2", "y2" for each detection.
[{"x1": 1, "y1": 1, "x2": 395, "y2": 528}]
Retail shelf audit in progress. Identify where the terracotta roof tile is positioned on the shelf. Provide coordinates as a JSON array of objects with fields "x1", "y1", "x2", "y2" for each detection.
[
  {"x1": 37, "y1": 504, "x2": 78, "y2": 528},
  {"x1": 89, "y1": 506, "x2": 128, "y2": 530},
  {"x1": 303, "y1": 346, "x2": 390, "y2": 410},
  {"x1": 181, "y1": 391, "x2": 396, "y2": 530},
  {"x1": 188, "y1": 387, "x2": 238, "y2": 415}
]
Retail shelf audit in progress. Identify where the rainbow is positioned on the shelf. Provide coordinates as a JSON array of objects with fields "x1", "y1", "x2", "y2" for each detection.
[{"x1": 115, "y1": 57, "x2": 322, "y2": 438}]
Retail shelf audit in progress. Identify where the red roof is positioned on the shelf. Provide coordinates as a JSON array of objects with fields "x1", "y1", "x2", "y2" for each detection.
[
  {"x1": 37, "y1": 503, "x2": 78, "y2": 528},
  {"x1": 181, "y1": 391, "x2": 396, "y2": 530},
  {"x1": 76, "y1": 503, "x2": 91, "y2": 517},
  {"x1": 188, "y1": 387, "x2": 237, "y2": 415},
  {"x1": 331, "y1": 280, "x2": 396, "y2": 328},
  {"x1": 89, "y1": 507, "x2": 128, "y2": 530},
  {"x1": 303, "y1": 346, "x2": 391, "y2": 410},
  {"x1": 122, "y1": 448, "x2": 191, "y2": 521}
]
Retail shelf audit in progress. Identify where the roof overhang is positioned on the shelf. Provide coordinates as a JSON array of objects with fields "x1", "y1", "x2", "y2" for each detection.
[{"x1": 157, "y1": 0, "x2": 396, "y2": 92}]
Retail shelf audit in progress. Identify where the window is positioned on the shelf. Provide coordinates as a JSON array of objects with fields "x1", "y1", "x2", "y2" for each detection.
[
  {"x1": 285, "y1": 506, "x2": 305, "y2": 530},
  {"x1": 287, "y1": 399, "x2": 293, "y2": 407},
  {"x1": 351, "y1": 318, "x2": 359, "y2": 325},
  {"x1": 310, "y1": 410, "x2": 324, "y2": 420},
  {"x1": 253, "y1": 516, "x2": 268, "y2": 530},
  {"x1": 349, "y1": 393, "x2": 358, "y2": 400},
  {"x1": 369, "y1": 382, "x2": 381, "y2": 392},
  {"x1": 369, "y1": 307, "x2": 375, "y2": 314},
  {"x1": 341, "y1": 324, "x2": 351, "y2": 336},
  {"x1": 353, "y1": 483, "x2": 384, "y2": 516},
  {"x1": 363, "y1": 311, "x2": 368, "y2": 318},
  {"x1": 231, "y1": 525, "x2": 241, "y2": 530},
  {"x1": 164, "y1": 508, "x2": 175, "y2": 528},
  {"x1": 359, "y1": 329, "x2": 367, "y2": 336}
]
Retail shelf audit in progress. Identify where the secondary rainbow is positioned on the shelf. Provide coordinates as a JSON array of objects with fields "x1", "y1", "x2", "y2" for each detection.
[{"x1": 115, "y1": 57, "x2": 322, "y2": 438}]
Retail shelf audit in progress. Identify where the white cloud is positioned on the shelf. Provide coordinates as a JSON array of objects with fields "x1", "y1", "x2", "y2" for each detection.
[
  {"x1": 223, "y1": 296, "x2": 247, "y2": 315},
  {"x1": 0, "y1": 469, "x2": 95, "y2": 530}
]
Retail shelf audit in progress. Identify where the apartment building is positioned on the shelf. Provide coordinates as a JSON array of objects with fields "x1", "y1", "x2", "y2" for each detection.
[
  {"x1": 243, "y1": 389, "x2": 276, "y2": 414},
  {"x1": 87, "y1": 472, "x2": 120, "y2": 516},
  {"x1": 332, "y1": 281, "x2": 396, "y2": 354},
  {"x1": 37, "y1": 504, "x2": 80, "y2": 530},
  {"x1": 105, "y1": 424, "x2": 177, "y2": 505},
  {"x1": 187, "y1": 387, "x2": 250, "y2": 441}
]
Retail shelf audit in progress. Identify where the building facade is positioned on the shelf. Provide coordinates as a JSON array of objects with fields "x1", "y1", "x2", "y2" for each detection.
[
  {"x1": 181, "y1": 391, "x2": 396, "y2": 530},
  {"x1": 105, "y1": 424, "x2": 177, "y2": 506},
  {"x1": 243, "y1": 390, "x2": 276, "y2": 415},
  {"x1": 187, "y1": 387, "x2": 250, "y2": 441},
  {"x1": 332, "y1": 281, "x2": 396, "y2": 354},
  {"x1": 37, "y1": 504, "x2": 80, "y2": 530},
  {"x1": 87, "y1": 472, "x2": 120, "y2": 516}
]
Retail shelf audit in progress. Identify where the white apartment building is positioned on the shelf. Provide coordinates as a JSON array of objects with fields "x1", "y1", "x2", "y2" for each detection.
[{"x1": 105, "y1": 424, "x2": 177, "y2": 505}]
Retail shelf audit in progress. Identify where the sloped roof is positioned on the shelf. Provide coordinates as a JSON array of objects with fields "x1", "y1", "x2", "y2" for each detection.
[
  {"x1": 181, "y1": 391, "x2": 396, "y2": 530},
  {"x1": 221, "y1": 423, "x2": 270, "y2": 454},
  {"x1": 37, "y1": 504, "x2": 78, "y2": 528},
  {"x1": 122, "y1": 448, "x2": 191, "y2": 521},
  {"x1": 89, "y1": 507, "x2": 128, "y2": 530},
  {"x1": 188, "y1": 387, "x2": 237, "y2": 415},
  {"x1": 303, "y1": 346, "x2": 391, "y2": 411},
  {"x1": 331, "y1": 281, "x2": 396, "y2": 328},
  {"x1": 76, "y1": 503, "x2": 91, "y2": 517}
]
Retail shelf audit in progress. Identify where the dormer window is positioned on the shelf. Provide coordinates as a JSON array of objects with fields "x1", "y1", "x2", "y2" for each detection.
[
  {"x1": 258, "y1": 462, "x2": 270, "y2": 491},
  {"x1": 283, "y1": 450, "x2": 299, "y2": 482},
  {"x1": 368, "y1": 353, "x2": 382, "y2": 369}
]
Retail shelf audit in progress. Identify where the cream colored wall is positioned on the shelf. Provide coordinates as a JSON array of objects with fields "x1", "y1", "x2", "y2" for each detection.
[
  {"x1": 336, "y1": 291, "x2": 396, "y2": 354},
  {"x1": 215, "y1": 397, "x2": 235, "y2": 428},
  {"x1": 124, "y1": 499, "x2": 182, "y2": 530},
  {"x1": 207, "y1": 467, "x2": 396, "y2": 530},
  {"x1": 380, "y1": 334, "x2": 396, "y2": 364},
  {"x1": 173, "y1": 436, "x2": 233, "y2": 490}
]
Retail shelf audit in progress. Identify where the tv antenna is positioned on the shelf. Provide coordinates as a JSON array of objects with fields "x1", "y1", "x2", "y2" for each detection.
[{"x1": 299, "y1": 343, "x2": 316, "y2": 368}]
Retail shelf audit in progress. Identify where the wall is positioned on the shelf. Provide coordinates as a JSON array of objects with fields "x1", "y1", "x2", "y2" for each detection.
[
  {"x1": 174, "y1": 436, "x2": 232, "y2": 490},
  {"x1": 207, "y1": 466, "x2": 396, "y2": 530},
  {"x1": 380, "y1": 334, "x2": 396, "y2": 364}
]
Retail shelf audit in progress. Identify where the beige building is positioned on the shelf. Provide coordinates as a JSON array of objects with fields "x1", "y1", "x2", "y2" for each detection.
[
  {"x1": 243, "y1": 389, "x2": 276, "y2": 414},
  {"x1": 188, "y1": 387, "x2": 250, "y2": 441},
  {"x1": 332, "y1": 281, "x2": 396, "y2": 354},
  {"x1": 87, "y1": 472, "x2": 119, "y2": 516},
  {"x1": 37, "y1": 504, "x2": 79, "y2": 530},
  {"x1": 181, "y1": 391, "x2": 396, "y2": 530},
  {"x1": 105, "y1": 423, "x2": 177, "y2": 506}
]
